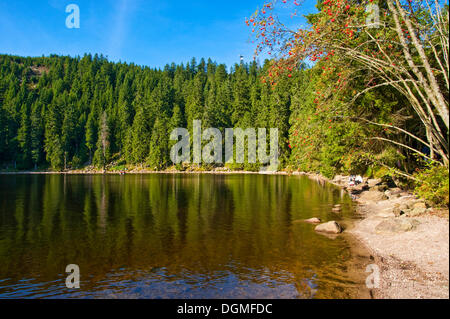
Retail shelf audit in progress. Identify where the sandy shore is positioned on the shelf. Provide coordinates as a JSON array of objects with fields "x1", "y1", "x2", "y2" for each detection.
[
  {"x1": 351, "y1": 201, "x2": 448, "y2": 299},
  {"x1": 331, "y1": 178, "x2": 449, "y2": 299},
  {"x1": 1, "y1": 169, "x2": 448, "y2": 299}
]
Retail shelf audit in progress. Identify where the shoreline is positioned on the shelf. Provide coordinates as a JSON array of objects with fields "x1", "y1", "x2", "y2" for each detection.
[
  {"x1": 330, "y1": 175, "x2": 449, "y2": 299},
  {"x1": 1, "y1": 169, "x2": 448, "y2": 299}
]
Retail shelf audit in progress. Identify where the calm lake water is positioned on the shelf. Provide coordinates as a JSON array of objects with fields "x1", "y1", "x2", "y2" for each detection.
[{"x1": 0, "y1": 174, "x2": 371, "y2": 299}]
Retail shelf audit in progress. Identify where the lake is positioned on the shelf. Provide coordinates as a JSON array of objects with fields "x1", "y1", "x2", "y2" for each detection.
[{"x1": 0, "y1": 174, "x2": 371, "y2": 298}]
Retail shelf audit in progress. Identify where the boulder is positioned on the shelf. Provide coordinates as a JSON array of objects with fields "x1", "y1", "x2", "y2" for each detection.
[
  {"x1": 406, "y1": 207, "x2": 427, "y2": 217},
  {"x1": 375, "y1": 219, "x2": 420, "y2": 234},
  {"x1": 393, "y1": 204, "x2": 408, "y2": 217},
  {"x1": 304, "y1": 217, "x2": 322, "y2": 224},
  {"x1": 315, "y1": 221, "x2": 343, "y2": 234},
  {"x1": 393, "y1": 206, "x2": 402, "y2": 217},
  {"x1": 412, "y1": 202, "x2": 427, "y2": 209},
  {"x1": 399, "y1": 203, "x2": 411, "y2": 211}
]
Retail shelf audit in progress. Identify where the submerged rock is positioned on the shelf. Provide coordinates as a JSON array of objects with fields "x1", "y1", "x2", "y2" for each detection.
[
  {"x1": 304, "y1": 217, "x2": 322, "y2": 224},
  {"x1": 315, "y1": 221, "x2": 343, "y2": 234}
]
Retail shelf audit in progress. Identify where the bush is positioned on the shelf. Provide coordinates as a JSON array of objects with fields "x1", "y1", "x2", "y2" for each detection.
[{"x1": 414, "y1": 164, "x2": 449, "y2": 207}]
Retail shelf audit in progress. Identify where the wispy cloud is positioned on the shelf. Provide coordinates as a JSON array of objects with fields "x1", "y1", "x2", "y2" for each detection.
[{"x1": 107, "y1": 0, "x2": 137, "y2": 60}]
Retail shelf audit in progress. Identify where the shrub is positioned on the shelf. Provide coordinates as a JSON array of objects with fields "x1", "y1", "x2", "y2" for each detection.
[{"x1": 414, "y1": 164, "x2": 449, "y2": 208}]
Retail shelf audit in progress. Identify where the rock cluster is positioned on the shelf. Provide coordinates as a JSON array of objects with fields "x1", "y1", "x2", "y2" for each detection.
[{"x1": 393, "y1": 201, "x2": 429, "y2": 217}]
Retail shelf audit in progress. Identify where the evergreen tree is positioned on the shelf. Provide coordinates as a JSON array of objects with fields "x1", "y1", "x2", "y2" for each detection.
[
  {"x1": 130, "y1": 105, "x2": 151, "y2": 164},
  {"x1": 44, "y1": 102, "x2": 64, "y2": 171},
  {"x1": 30, "y1": 102, "x2": 44, "y2": 169},
  {"x1": 85, "y1": 110, "x2": 98, "y2": 165},
  {"x1": 17, "y1": 102, "x2": 32, "y2": 168},
  {"x1": 147, "y1": 117, "x2": 169, "y2": 170}
]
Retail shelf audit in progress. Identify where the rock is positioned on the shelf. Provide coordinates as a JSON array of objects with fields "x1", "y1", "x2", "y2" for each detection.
[
  {"x1": 359, "y1": 190, "x2": 389, "y2": 202},
  {"x1": 389, "y1": 187, "x2": 403, "y2": 195},
  {"x1": 372, "y1": 184, "x2": 389, "y2": 192},
  {"x1": 406, "y1": 207, "x2": 427, "y2": 217},
  {"x1": 399, "y1": 203, "x2": 411, "y2": 211},
  {"x1": 384, "y1": 188, "x2": 403, "y2": 198},
  {"x1": 349, "y1": 183, "x2": 369, "y2": 195},
  {"x1": 412, "y1": 202, "x2": 427, "y2": 209},
  {"x1": 375, "y1": 219, "x2": 420, "y2": 234},
  {"x1": 393, "y1": 206, "x2": 402, "y2": 217},
  {"x1": 315, "y1": 221, "x2": 343, "y2": 234},
  {"x1": 393, "y1": 204, "x2": 408, "y2": 217},
  {"x1": 393, "y1": 203, "x2": 413, "y2": 217},
  {"x1": 368, "y1": 178, "x2": 382, "y2": 188},
  {"x1": 304, "y1": 217, "x2": 322, "y2": 224}
]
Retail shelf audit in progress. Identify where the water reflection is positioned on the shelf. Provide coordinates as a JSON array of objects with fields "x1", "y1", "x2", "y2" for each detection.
[{"x1": 0, "y1": 174, "x2": 367, "y2": 298}]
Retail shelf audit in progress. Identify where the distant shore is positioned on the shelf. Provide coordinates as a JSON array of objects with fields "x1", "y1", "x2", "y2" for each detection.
[
  {"x1": 1, "y1": 168, "x2": 448, "y2": 299},
  {"x1": 0, "y1": 168, "x2": 330, "y2": 179}
]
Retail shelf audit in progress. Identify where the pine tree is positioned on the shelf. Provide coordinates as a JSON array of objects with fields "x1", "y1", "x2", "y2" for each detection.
[
  {"x1": 130, "y1": 106, "x2": 151, "y2": 164},
  {"x1": 17, "y1": 103, "x2": 32, "y2": 168},
  {"x1": 61, "y1": 104, "x2": 78, "y2": 168},
  {"x1": 147, "y1": 117, "x2": 169, "y2": 170},
  {"x1": 44, "y1": 102, "x2": 64, "y2": 171},
  {"x1": 85, "y1": 110, "x2": 98, "y2": 165},
  {"x1": 30, "y1": 102, "x2": 44, "y2": 169}
]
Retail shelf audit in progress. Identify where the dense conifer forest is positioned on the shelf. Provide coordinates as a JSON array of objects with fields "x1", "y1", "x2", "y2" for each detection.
[{"x1": 0, "y1": 54, "x2": 295, "y2": 171}]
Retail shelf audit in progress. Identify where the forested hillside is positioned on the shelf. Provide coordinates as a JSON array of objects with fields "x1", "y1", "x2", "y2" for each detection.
[
  {"x1": 0, "y1": 52, "x2": 447, "y2": 204},
  {"x1": 0, "y1": 54, "x2": 295, "y2": 171}
]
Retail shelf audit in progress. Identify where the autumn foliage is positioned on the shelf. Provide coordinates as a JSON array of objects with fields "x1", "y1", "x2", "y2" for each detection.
[{"x1": 248, "y1": 0, "x2": 449, "y2": 176}]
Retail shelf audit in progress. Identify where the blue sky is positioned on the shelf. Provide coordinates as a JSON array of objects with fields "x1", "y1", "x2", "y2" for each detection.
[{"x1": 0, "y1": 0, "x2": 317, "y2": 68}]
